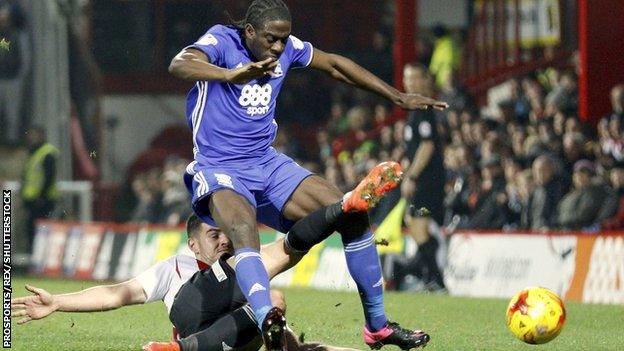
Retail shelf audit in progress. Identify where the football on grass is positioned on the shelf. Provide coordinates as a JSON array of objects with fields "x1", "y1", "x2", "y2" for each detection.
[{"x1": 506, "y1": 287, "x2": 566, "y2": 344}]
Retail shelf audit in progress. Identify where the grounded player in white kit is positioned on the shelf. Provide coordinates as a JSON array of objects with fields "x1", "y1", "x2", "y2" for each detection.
[
  {"x1": 12, "y1": 215, "x2": 360, "y2": 351},
  {"x1": 169, "y1": 1, "x2": 447, "y2": 350}
]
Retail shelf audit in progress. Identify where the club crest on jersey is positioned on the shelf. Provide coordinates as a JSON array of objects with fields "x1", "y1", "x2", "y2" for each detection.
[
  {"x1": 197, "y1": 33, "x2": 218, "y2": 46},
  {"x1": 239, "y1": 83, "x2": 272, "y2": 116},
  {"x1": 269, "y1": 62, "x2": 283, "y2": 78}
]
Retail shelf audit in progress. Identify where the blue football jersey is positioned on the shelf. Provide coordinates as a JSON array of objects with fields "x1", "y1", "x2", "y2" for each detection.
[{"x1": 185, "y1": 25, "x2": 314, "y2": 166}]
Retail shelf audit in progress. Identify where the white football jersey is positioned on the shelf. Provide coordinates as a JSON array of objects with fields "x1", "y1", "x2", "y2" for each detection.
[{"x1": 135, "y1": 254, "x2": 209, "y2": 313}]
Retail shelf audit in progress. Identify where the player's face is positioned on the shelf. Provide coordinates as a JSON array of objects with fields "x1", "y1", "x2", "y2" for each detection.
[
  {"x1": 190, "y1": 224, "x2": 233, "y2": 265},
  {"x1": 245, "y1": 20, "x2": 291, "y2": 61}
]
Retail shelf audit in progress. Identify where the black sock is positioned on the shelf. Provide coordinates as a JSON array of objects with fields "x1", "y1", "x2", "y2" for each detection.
[
  {"x1": 285, "y1": 202, "x2": 344, "y2": 253},
  {"x1": 419, "y1": 237, "x2": 445, "y2": 287},
  {"x1": 178, "y1": 306, "x2": 260, "y2": 351}
]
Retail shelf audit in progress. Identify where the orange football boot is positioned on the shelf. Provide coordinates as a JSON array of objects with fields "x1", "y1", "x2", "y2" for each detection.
[
  {"x1": 142, "y1": 341, "x2": 180, "y2": 351},
  {"x1": 342, "y1": 161, "x2": 403, "y2": 212}
]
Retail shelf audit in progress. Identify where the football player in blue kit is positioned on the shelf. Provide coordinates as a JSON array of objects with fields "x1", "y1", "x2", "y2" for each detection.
[{"x1": 168, "y1": 1, "x2": 447, "y2": 350}]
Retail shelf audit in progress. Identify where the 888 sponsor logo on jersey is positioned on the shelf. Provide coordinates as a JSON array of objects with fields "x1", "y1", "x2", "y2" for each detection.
[{"x1": 239, "y1": 84, "x2": 272, "y2": 116}]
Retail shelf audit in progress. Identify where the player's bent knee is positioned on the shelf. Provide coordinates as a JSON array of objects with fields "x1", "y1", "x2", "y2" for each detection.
[
  {"x1": 228, "y1": 221, "x2": 259, "y2": 248},
  {"x1": 336, "y1": 212, "x2": 370, "y2": 241}
]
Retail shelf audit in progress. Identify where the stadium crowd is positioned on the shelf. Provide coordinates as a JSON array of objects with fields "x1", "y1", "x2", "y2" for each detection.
[{"x1": 309, "y1": 66, "x2": 624, "y2": 233}]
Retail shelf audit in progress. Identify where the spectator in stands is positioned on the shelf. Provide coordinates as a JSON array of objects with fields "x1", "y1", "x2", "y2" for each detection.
[
  {"x1": 429, "y1": 24, "x2": 461, "y2": 89},
  {"x1": 529, "y1": 155, "x2": 564, "y2": 230},
  {"x1": 502, "y1": 157, "x2": 523, "y2": 228},
  {"x1": 556, "y1": 160, "x2": 612, "y2": 231},
  {"x1": 598, "y1": 85, "x2": 624, "y2": 163},
  {"x1": 0, "y1": 1, "x2": 30, "y2": 146},
  {"x1": 608, "y1": 84, "x2": 624, "y2": 122},
  {"x1": 325, "y1": 101, "x2": 349, "y2": 138},
  {"x1": 466, "y1": 155, "x2": 508, "y2": 229},
  {"x1": 316, "y1": 129, "x2": 332, "y2": 162},
  {"x1": 602, "y1": 163, "x2": 624, "y2": 229},
  {"x1": 545, "y1": 71, "x2": 577, "y2": 116},
  {"x1": 443, "y1": 144, "x2": 477, "y2": 227},
  {"x1": 516, "y1": 169, "x2": 534, "y2": 229},
  {"x1": 159, "y1": 166, "x2": 191, "y2": 226},
  {"x1": 130, "y1": 169, "x2": 162, "y2": 223},
  {"x1": 505, "y1": 78, "x2": 531, "y2": 123},
  {"x1": 561, "y1": 131, "x2": 589, "y2": 189},
  {"x1": 439, "y1": 70, "x2": 473, "y2": 113},
  {"x1": 21, "y1": 126, "x2": 58, "y2": 254}
]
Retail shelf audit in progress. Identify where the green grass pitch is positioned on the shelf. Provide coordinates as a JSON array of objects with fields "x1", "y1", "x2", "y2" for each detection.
[{"x1": 10, "y1": 277, "x2": 624, "y2": 350}]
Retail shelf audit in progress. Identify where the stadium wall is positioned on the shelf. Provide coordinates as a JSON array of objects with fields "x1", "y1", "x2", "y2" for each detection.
[{"x1": 30, "y1": 221, "x2": 624, "y2": 305}]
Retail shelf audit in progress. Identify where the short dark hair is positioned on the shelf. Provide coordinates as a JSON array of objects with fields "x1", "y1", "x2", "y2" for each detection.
[
  {"x1": 186, "y1": 213, "x2": 203, "y2": 238},
  {"x1": 229, "y1": 0, "x2": 291, "y2": 30}
]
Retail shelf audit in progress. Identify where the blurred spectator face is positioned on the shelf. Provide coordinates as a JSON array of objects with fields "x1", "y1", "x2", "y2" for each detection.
[
  {"x1": 471, "y1": 121, "x2": 487, "y2": 143},
  {"x1": 610, "y1": 167, "x2": 624, "y2": 190},
  {"x1": 610, "y1": 84, "x2": 624, "y2": 114},
  {"x1": 481, "y1": 162, "x2": 502, "y2": 190},
  {"x1": 447, "y1": 109, "x2": 460, "y2": 129},
  {"x1": 444, "y1": 147, "x2": 457, "y2": 170},
  {"x1": 455, "y1": 145, "x2": 470, "y2": 168},
  {"x1": 347, "y1": 106, "x2": 368, "y2": 132},
  {"x1": 565, "y1": 117, "x2": 581, "y2": 134},
  {"x1": 552, "y1": 111, "x2": 566, "y2": 136},
  {"x1": 503, "y1": 158, "x2": 521, "y2": 183},
  {"x1": 461, "y1": 121, "x2": 473, "y2": 145},
  {"x1": 132, "y1": 174, "x2": 149, "y2": 198},
  {"x1": 516, "y1": 170, "x2": 534, "y2": 201},
  {"x1": 341, "y1": 161, "x2": 357, "y2": 187},
  {"x1": 451, "y1": 130, "x2": 463, "y2": 144},
  {"x1": 560, "y1": 72, "x2": 577, "y2": 92},
  {"x1": 316, "y1": 130, "x2": 329, "y2": 144},
  {"x1": 507, "y1": 121, "x2": 520, "y2": 136},
  {"x1": 460, "y1": 110, "x2": 474, "y2": 124},
  {"x1": 608, "y1": 117, "x2": 621, "y2": 138},
  {"x1": 393, "y1": 120, "x2": 405, "y2": 144},
  {"x1": 380, "y1": 126, "x2": 393, "y2": 147},
  {"x1": 330, "y1": 102, "x2": 345, "y2": 120},
  {"x1": 146, "y1": 168, "x2": 162, "y2": 192},
  {"x1": 511, "y1": 128, "x2": 526, "y2": 156},
  {"x1": 538, "y1": 122, "x2": 554, "y2": 143},
  {"x1": 324, "y1": 162, "x2": 342, "y2": 186},
  {"x1": 403, "y1": 65, "x2": 431, "y2": 95},
  {"x1": 572, "y1": 168, "x2": 591, "y2": 189},
  {"x1": 532, "y1": 156, "x2": 554, "y2": 186},
  {"x1": 563, "y1": 132, "x2": 585, "y2": 161},
  {"x1": 372, "y1": 31, "x2": 388, "y2": 52},
  {"x1": 598, "y1": 119, "x2": 610, "y2": 140},
  {"x1": 374, "y1": 104, "x2": 389, "y2": 124}
]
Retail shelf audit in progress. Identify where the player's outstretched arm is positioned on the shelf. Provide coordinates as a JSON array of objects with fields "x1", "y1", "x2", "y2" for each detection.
[
  {"x1": 169, "y1": 48, "x2": 278, "y2": 84},
  {"x1": 309, "y1": 48, "x2": 448, "y2": 111},
  {"x1": 11, "y1": 280, "x2": 147, "y2": 324}
]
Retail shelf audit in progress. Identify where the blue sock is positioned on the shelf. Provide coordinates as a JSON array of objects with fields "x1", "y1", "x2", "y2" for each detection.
[
  {"x1": 343, "y1": 231, "x2": 388, "y2": 331},
  {"x1": 234, "y1": 248, "x2": 273, "y2": 326}
]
